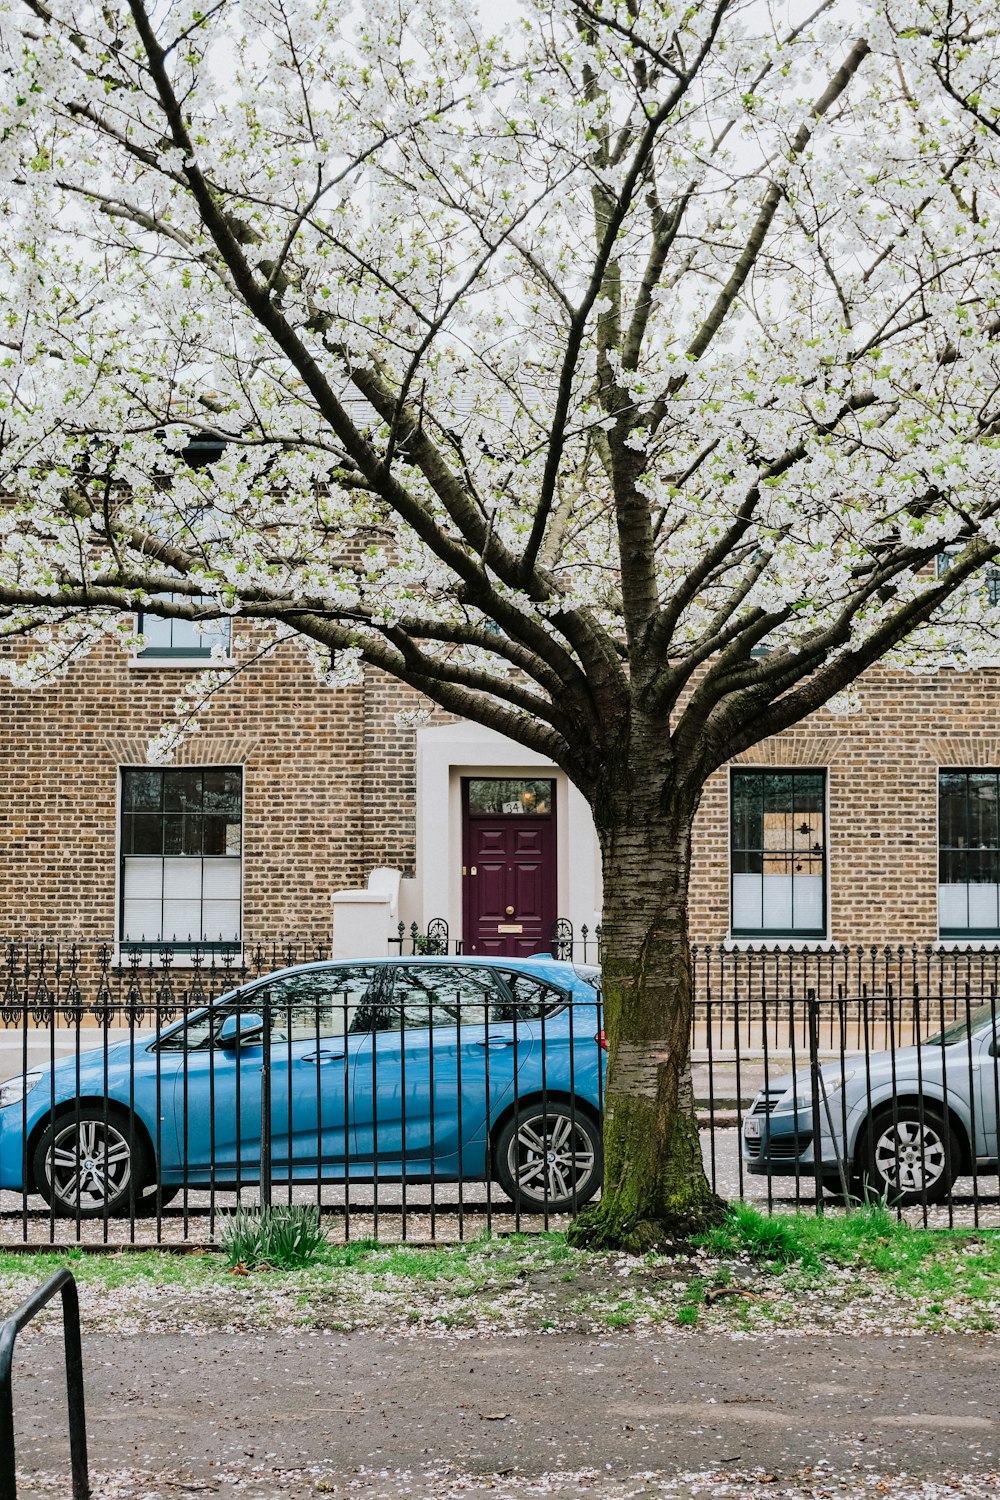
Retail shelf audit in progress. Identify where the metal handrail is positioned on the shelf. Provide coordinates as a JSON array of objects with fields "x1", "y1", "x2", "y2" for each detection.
[{"x1": 0, "y1": 1270, "x2": 89, "y2": 1500}]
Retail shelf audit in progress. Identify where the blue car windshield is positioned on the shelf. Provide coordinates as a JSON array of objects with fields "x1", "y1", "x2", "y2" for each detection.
[{"x1": 927, "y1": 1002, "x2": 999, "y2": 1047}]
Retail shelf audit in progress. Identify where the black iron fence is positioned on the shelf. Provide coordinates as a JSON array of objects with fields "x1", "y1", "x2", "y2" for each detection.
[{"x1": 1, "y1": 938, "x2": 1000, "y2": 1245}]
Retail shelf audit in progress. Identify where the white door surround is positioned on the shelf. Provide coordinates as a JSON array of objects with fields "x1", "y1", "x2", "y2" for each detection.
[{"x1": 414, "y1": 722, "x2": 602, "y2": 944}]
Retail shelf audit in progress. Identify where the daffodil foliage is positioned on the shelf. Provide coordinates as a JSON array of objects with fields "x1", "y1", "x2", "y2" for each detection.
[{"x1": 1, "y1": 0, "x2": 1000, "y2": 1239}]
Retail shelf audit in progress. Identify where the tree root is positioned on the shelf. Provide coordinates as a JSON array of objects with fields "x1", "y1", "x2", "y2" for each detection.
[{"x1": 567, "y1": 1192, "x2": 727, "y2": 1255}]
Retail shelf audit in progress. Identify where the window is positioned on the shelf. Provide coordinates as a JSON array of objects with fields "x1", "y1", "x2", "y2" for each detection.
[
  {"x1": 939, "y1": 771, "x2": 1000, "y2": 937},
  {"x1": 388, "y1": 964, "x2": 506, "y2": 1028},
  {"x1": 156, "y1": 966, "x2": 379, "y2": 1050},
  {"x1": 137, "y1": 593, "x2": 232, "y2": 660},
  {"x1": 936, "y1": 549, "x2": 1000, "y2": 606},
  {"x1": 497, "y1": 970, "x2": 567, "y2": 1020},
  {"x1": 466, "y1": 779, "x2": 554, "y2": 816},
  {"x1": 120, "y1": 767, "x2": 242, "y2": 949},
  {"x1": 731, "y1": 770, "x2": 826, "y2": 938}
]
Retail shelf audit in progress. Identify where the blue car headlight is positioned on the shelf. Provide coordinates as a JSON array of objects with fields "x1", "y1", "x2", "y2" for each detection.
[{"x1": 0, "y1": 1071, "x2": 42, "y2": 1109}]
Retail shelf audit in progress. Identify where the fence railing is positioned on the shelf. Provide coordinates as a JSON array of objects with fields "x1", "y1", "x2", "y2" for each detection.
[{"x1": 1, "y1": 939, "x2": 1000, "y2": 1244}]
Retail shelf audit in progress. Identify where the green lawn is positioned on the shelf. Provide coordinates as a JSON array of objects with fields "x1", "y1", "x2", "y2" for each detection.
[{"x1": 3, "y1": 1210, "x2": 1000, "y2": 1336}]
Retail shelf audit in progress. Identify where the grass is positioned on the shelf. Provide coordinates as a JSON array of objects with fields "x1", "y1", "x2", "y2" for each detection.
[
  {"x1": 6, "y1": 1211, "x2": 1000, "y2": 1336},
  {"x1": 0, "y1": 1228, "x2": 570, "y2": 1292},
  {"x1": 695, "y1": 1201, "x2": 1000, "y2": 1308}
]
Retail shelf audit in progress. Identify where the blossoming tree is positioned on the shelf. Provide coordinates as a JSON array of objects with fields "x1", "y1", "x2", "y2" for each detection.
[{"x1": 1, "y1": 0, "x2": 999, "y2": 1244}]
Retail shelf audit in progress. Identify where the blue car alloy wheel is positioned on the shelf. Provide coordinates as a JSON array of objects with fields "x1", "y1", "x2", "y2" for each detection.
[
  {"x1": 493, "y1": 1102, "x2": 602, "y2": 1213},
  {"x1": 33, "y1": 1108, "x2": 146, "y2": 1219}
]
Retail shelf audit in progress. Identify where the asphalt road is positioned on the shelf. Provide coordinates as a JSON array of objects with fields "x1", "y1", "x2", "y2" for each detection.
[{"x1": 10, "y1": 1328, "x2": 1000, "y2": 1496}]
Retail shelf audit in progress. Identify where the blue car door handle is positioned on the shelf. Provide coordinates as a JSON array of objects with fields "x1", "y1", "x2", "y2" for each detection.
[
  {"x1": 301, "y1": 1050, "x2": 346, "y2": 1063},
  {"x1": 476, "y1": 1036, "x2": 517, "y2": 1049}
]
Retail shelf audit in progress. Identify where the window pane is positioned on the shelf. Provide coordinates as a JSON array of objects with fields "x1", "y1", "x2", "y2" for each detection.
[
  {"x1": 938, "y1": 770, "x2": 1000, "y2": 933},
  {"x1": 203, "y1": 770, "x2": 242, "y2": 817},
  {"x1": 968, "y1": 884, "x2": 1000, "y2": 930},
  {"x1": 161, "y1": 898, "x2": 203, "y2": 941},
  {"x1": 122, "y1": 770, "x2": 162, "y2": 811},
  {"x1": 496, "y1": 972, "x2": 566, "y2": 1021},
  {"x1": 122, "y1": 899, "x2": 163, "y2": 942},
  {"x1": 139, "y1": 614, "x2": 175, "y2": 651},
  {"x1": 264, "y1": 967, "x2": 378, "y2": 1040},
  {"x1": 939, "y1": 884, "x2": 969, "y2": 929},
  {"x1": 124, "y1": 814, "x2": 162, "y2": 856},
  {"x1": 123, "y1": 856, "x2": 163, "y2": 899},
  {"x1": 466, "y1": 779, "x2": 554, "y2": 816},
  {"x1": 731, "y1": 774, "x2": 762, "y2": 853},
  {"x1": 968, "y1": 774, "x2": 998, "y2": 849},
  {"x1": 391, "y1": 965, "x2": 498, "y2": 1028},
  {"x1": 162, "y1": 816, "x2": 186, "y2": 856},
  {"x1": 164, "y1": 770, "x2": 203, "y2": 812},
  {"x1": 202, "y1": 861, "x2": 241, "y2": 899},
  {"x1": 162, "y1": 858, "x2": 200, "y2": 899},
  {"x1": 732, "y1": 873, "x2": 763, "y2": 930},
  {"x1": 199, "y1": 899, "x2": 241, "y2": 943},
  {"x1": 731, "y1": 769, "x2": 826, "y2": 936},
  {"x1": 203, "y1": 816, "x2": 234, "y2": 856}
]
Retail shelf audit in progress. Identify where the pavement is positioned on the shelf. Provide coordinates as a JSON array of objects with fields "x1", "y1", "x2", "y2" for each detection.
[{"x1": 9, "y1": 1328, "x2": 1000, "y2": 1497}]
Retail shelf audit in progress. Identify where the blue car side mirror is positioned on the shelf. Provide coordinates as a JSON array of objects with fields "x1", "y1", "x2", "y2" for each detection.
[{"x1": 217, "y1": 1013, "x2": 265, "y2": 1048}]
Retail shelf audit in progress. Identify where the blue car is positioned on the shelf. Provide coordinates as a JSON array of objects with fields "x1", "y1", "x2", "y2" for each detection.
[{"x1": 0, "y1": 956, "x2": 605, "y2": 1218}]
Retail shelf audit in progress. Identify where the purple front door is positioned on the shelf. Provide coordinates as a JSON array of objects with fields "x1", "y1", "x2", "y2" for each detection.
[{"x1": 462, "y1": 778, "x2": 557, "y2": 957}]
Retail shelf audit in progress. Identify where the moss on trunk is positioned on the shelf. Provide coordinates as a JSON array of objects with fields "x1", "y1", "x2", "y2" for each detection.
[{"x1": 568, "y1": 785, "x2": 726, "y2": 1251}]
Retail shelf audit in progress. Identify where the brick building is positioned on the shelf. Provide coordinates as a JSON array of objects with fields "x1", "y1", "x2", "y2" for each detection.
[{"x1": 1, "y1": 611, "x2": 999, "y2": 957}]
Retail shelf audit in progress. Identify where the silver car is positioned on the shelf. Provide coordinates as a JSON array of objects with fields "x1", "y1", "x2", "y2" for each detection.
[{"x1": 742, "y1": 1003, "x2": 1000, "y2": 1203}]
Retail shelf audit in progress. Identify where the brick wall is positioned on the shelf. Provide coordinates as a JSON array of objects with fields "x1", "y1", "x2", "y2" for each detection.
[
  {"x1": 688, "y1": 663, "x2": 1000, "y2": 946},
  {"x1": 0, "y1": 628, "x2": 366, "y2": 944},
  {"x1": 2, "y1": 627, "x2": 998, "y2": 952}
]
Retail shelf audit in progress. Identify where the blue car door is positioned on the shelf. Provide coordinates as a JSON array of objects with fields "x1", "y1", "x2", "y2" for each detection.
[
  {"x1": 164, "y1": 994, "x2": 265, "y2": 1182},
  {"x1": 170, "y1": 965, "x2": 379, "y2": 1182},
  {"x1": 264, "y1": 965, "x2": 379, "y2": 1175},
  {"x1": 351, "y1": 963, "x2": 534, "y2": 1174}
]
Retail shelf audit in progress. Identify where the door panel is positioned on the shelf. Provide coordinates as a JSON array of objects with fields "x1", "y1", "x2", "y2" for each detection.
[
  {"x1": 975, "y1": 1029, "x2": 1000, "y2": 1157},
  {"x1": 169, "y1": 966, "x2": 379, "y2": 1182},
  {"x1": 463, "y1": 786, "x2": 557, "y2": 957},
  {"x1": 351, "y1": 964, "x2": 534, "y2": 1174}
]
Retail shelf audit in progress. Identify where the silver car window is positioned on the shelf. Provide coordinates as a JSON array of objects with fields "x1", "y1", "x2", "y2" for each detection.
[{"x1": 927, "y1": 1002, "x2": 999, "y2": 1047}]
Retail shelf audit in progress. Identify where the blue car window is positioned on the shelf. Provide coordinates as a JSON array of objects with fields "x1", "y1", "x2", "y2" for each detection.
[
  {"x1": 259, "y1": 967, "x2": 379, "y2": 1040},
  {"x1": 389, "y1": 965, "x2": 501, "y2": 1030},
  {"x1": 155, "y1": 965, "x2": 380, "y2": 1050},
  {"x1": 496, "y1": 971, "x2": 567, "y2": 1021}
]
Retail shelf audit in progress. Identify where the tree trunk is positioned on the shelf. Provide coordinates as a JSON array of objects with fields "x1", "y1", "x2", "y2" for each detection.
[{"x1": 568, "y1": 789, "x2": 725, "y2": 1252}]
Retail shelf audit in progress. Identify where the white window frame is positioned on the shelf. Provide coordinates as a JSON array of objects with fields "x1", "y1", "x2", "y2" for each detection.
[
  {"x1": 726, "y1": 767, "x2": 832, "y2": 948},
  {"x1": 117, "y1": 765, "x2": 244, "y2": 953}
]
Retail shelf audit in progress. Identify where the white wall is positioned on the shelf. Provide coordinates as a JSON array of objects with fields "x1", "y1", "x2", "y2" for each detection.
[{"x1": 414, "y1": 722, "x2": 602, "y2": 943}]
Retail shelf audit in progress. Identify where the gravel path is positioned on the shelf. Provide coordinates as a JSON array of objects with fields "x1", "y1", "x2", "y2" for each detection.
[{"x1": 9, "y1": 1330, "x2": 1000, "y2": 1499}]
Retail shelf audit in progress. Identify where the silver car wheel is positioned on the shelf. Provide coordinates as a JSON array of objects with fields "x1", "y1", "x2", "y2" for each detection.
[
  {"x1": 873, "y1": 1117, "x2": 947, "y2": 1193},
  {"x1": 507, "y1": 1111, "x2": 597, "y2": 1206},
  {"x1": 46, "y1": 1117, "x2": 134, "y2": 1209}
]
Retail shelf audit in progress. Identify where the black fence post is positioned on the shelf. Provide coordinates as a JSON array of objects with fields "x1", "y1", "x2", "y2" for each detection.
[
  {"x1": 0, "y1": 1270, "x2": 89, "y2": 1500},
  {"x1": 807, "y1": 989, "x2": 825, "y2": 1213},
  {"x1": 260, "y1": 993, "x2": 272, "y2": 1212}
]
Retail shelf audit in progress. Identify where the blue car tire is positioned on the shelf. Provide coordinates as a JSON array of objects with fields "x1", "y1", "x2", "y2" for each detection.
[
  {"x1": 32, "y1": 1107, "x2": 148, "y2": 1219},
  {"x1": 494, "y1": 1102, "x2": 602, "y2": 1214}
]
